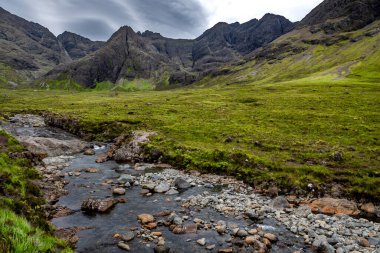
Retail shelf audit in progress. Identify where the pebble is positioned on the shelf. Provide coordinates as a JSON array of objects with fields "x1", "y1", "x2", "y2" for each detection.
[{"x1": 197, "y1": 238, "x2": 206, "y2": 246}]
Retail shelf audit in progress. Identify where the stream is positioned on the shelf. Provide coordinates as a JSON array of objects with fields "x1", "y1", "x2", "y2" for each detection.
[{"x1": 3, "y1": 114, "x2": 379, "y2": 253}]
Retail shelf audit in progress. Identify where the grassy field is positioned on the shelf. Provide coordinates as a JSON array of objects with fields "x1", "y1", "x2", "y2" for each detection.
[
  {"x1": 0, "y1": 75, "x2": 379, "y2": 201},
  {"x1": 0, "y1": 130, "x2": 72, "y2": 252}
]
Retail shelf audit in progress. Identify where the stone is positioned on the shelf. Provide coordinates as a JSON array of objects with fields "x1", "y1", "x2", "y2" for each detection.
[
  {"x1": 152, "y1": 232, "x2": 162, "y2": 236},
  {"x1": 154, "y1": 246, "x2": 170, "y2": 253},
  {"x1": 248, "y1": 229, "x2": 258, "y2": 235},
  {"x1": 264, "y1": 233, "x2": 277, "y2": 242},
  {"x1": 138, "y1": 214, "x2": 155, "y2": 224},
  {"x1": 308, "y1": 198, "x2": 360, "y2": 215},
  {"x1": 245, "y1": 236, "x2": 257, "y2": 245},
  {"x1": 216, "y1": 225, "x2": 226, "y2": 234},
  {"x1": 145, "y1": 222, "x2": 158, "y2": 230},
  {"x1": 197, "y1": 238, "x2": 206, "y2": 246},
  {"x1": 84, "y1": 167, "x2": 100, "y2": 173},
  {"x1": 118, "y1": 174, "x2": 135, "y2": 184},
  {"x1": 218, "y1": 249, "x2": 233, "y2": 253},
  {"x1": 165, "y1": 189, "x2": 179, "y2": 195},
  {"x1": 117, "y1": 241, "x2": 130, "y2": 251},
  {"x1": 96, "y1": 153, "x2": 108, "y2": 163},
  {"x1": 358, "y1": 237, "x2": 370, "y2": 247},
  {"x1": 113, "y1": 188, "x2": 126, "y2": 195},
  {"x1": 81, "y1": 198, "x2": 120, "y2": 213},
  {"x1": 173, "y1": 216, "x2": 183, "y2": 225},
  {"x1": 237, "y1": 229, "x2": 248, "y2": 237},
  {"x1": 120, "y1": 232, "x2": 135, "y2": 242},
  {"x1": 206, "y1": 244, "x2": 216, "y2": 250},
  {"x1": 184, "y1": 224, "x2": 198, "y2": 234},
  {"x1": 269, "y1": 196, "x2": 290, "y2": 209},
  {"x1": 361, "y1": 202, "x2": 376, "y2": 214},
  {"x1": 154, "y1": 183, "x2": 170, "y2": 193},
  {"x1": 83, "y1": 149, "x2": 95, "y2": 155},
  {"x1": 312, "y1": 239, "x2": 335, "y2": 253},
  {"x1": 174, "y1": 177, "x2": 191, "y2": 189}
]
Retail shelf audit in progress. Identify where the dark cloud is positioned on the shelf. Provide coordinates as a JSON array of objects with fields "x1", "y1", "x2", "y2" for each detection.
[{"x1": 0, "y1": 0, "x2": 208, "y2": 41}]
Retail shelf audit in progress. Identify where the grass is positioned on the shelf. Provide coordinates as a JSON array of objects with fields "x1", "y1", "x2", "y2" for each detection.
[
  {"x1": 0, "y1": 130, "x2": 73, "y2": 252},
  {"x1": 0, "y1": 76, "x2": 379, "y2": 200}
]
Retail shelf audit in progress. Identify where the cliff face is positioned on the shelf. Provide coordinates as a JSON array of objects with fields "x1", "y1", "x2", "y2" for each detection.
[
  {"x1": 46, "y1": 14, "x2": 294, "y2": 87},
  {"x1": 0, "y1": 7, "x2": 70, "y2": 77},
  {"x1": 57, "y1": 31, "x2": 105, "y2": 60}
]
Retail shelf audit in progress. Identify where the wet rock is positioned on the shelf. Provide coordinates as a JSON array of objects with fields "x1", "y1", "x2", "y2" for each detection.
[
  {"x1": 154, "y1": 183, "x2": 170, "y2": 193},
  {"x1": 174, "y1": 177, "x2": 191, "y2": 189},
  {"x1": 308, "y1": 198, "x2": 360, "y2": 215},
  {"x1": 118, "y1": 241, "x2": 130, "y2": 251},
  {"x1": 312, "y1": 239, "x2": 335, "y2": 253},
  {"x1": 184, "y1": 224, "x2": 198, "y2": 234},
  {"x1": 120, "y1": 232, "x2": 135, "y2": 242},
  {"x1": 142, "y1": 183, "x2": 156, "y2": 191},
  {"x1": 218, "y1": 249, "x2": 233, "y2": 253},
  {"x1": 84, "y1": 167, "x2": 100, "y2": 173},
  {"x1": 269, "y1": 196, "x2": 290, "y2": 209},
  {"x1": 140, "y1": 189, "x2": 150, "y2": 195},
  {"x1": 96, "y1": 153, "x2": 108, "y2": 163},
  {"x1": 172, "y1": 226, "x2": 186, "y2": 234},
  {"x1": 165, "y1": 189, "x2": 179, "y2": 195},
  {"x1": 206, "y1": 244, "x2": 216, "y2": 250},
  {"x1": 81, "y1": 198, "x2": 121, "y2": 212},
  {"x1": 245, "y1": 236, "x2": 257, "y2": 245},
  {"x1": 83, "y1": 148, "x2": 95, "y2": 155},
  {"x1": 154, "y1": 245, "x2": 170, "y2": 253},
  {"x1": 237, "y1": 229, "x2": 248, "y2": 237},
  {"x1": 138, "y1": 214, "x2": 155, "y2": 224},
  {"x1": 197, "y1": 238, "x2": 206, "y2": 246},
  {"x1": 264, "y1": 233, "x2": 277, "y2": 242},
  {"x1": 145, "y1": 222, "x2": 158, "y2": 230},
  {"x1": 118, "y1": 174, "x2": 135, "y2": 184},
  {"x1": 113, "y1": 188, "x2": 126, "y2": 195}
]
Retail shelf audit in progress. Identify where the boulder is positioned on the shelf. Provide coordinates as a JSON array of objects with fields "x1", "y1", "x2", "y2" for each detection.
[
  {"x1": 137, "y1": 214, "x2": 155, "y2": 224},
  {"x1": 81, "y1": 198, "x2": 121, "y2": 212},
  {"x1": 269, "y1": 196, "x2": 290, "y2": 209},
  {"x1": 154, "y1": 183, "x2": 170, "y2": 193},
  {"x1": 308, "y1": 198, "x2": 360, "y2": 215},
  {"x1": 113, "y1": 188, "x2": 126, "y2": 195},
  {"x1": 174, "y1": 177, "x2": 191, "y2": 189}
]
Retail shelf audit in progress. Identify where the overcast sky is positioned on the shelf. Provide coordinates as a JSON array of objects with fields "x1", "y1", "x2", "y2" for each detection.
[{"x1": 0, "y1": 0, "x2": 323, "y2": 41}]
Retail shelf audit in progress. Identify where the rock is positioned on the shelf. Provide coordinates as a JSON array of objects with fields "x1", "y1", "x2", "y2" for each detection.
[
  {"x1": 118, "y1": 174, "x2": 135, "y2": 184},
  {"x1": 142, "y1": 183, "x2": 156, "y2": 191},
  {"x1": 312, "y1": 239, "x2": 335, "y2": 253},
  {"x1": 172, "y1": 226, "x2": 186, "y2": 234},
  {"x1": 113, "y1": 188, "x2": 126, "y2": 195},
  {"x1": 154, "y1": 183, "x2": 170, "y2": 193},
  {"x1": 152, "y1": 232, "x2": 162, "y2": 236},
  {"x1": 237, "y1": 229, "x2": 248, "y2": 237},
  {"x1": 134, "y1": 163, "x2": 156, "y2": 171},
  {"x1": 248, "y1": 229, "x2": 258, "y2": 235},
  {"x1": 154, "y1": 245, "x2": 170, "y2": 253},
  {"x1": 361, "y1": 202, "x2": 376, "y2": 214},
  {"x1": 308, "y1": 198, "x2": 360, "y2": 215},
  {"x1": 118, "y1": 241, "x2": 130, "y2": 251},
  {"x1": 83, "y1": 149, "x2": 95, "y2": 155},
  {"x1": 165, "y1": 189, "x2": 179, "y2": 195},
  {"x1": 218, "y1": 249, "x2": 233, "y2": 253},
  {"x1": 120, "y1": 232, "x2": 135, "y2": 242},
  {"x1": 184, "y1": 224, "x2": 198, "y2": 234},
  {"x1": 216, "y1": 225, "x2": 226, "y2": 234},
  {"x1": 140, "y1": 189, "x2": 150, "y2": 195},
  {"x1": 145, "y1": 222, "x2": 158, "y2": 230},
  {"x1": 269, "y1": 196, "x2": 290, "y2": 209},
  {"x1": 264, "y1": 233, "x2": 277, "y2": 242},
  {"x1": 197, "y1": 238, "x2": 206, "y2": 246},
  {"x1": 174, "y1": 177, "x2": 191, "y2": 189},
  {"x1": 358, "y1": 237, "x2": 370, "y2": 247},
  {"x1": 246, "y1": 210, "x2": 259, "y2": 221},
  {"x1": 96, "y1": 153, "x2": 108, "y2": 163},
  {"x1": 206, "y1": 244, "x2": 216, "y2": 250},
  {"x1": 173, "y1": 216, "x2": 183, "y2": 225},
  {"x1": 84, "y1": 167, "x2": 100, "y2": 173},
  {"x1": 245, "y1": 236, "x2": 257, "y2": 245},
  {"x1": 295, "y1": 206, "x2": 312, "y2": 217},
  {"x1": 137, "y1": 214, "x2": 155, "y2": 224},
  {"x1": 81, "y1": 198, "x2": 120, "y2": 213}
]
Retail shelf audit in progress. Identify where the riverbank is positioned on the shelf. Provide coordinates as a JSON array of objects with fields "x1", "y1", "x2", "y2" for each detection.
[{"x1": 1, "y1": 114, "x2": 379, "y2": 252}]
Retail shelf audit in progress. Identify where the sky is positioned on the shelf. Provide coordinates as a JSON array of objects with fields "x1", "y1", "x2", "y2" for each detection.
[{"x1": 0, "y1": 0, "x2": 323, "y2": 41}]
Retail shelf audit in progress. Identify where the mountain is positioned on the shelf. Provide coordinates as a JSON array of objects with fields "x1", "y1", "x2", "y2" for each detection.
[
  {"x1": 57, "y1": 31, "x2": 105, "y2": 60},
  {"x1": 46, "y1": 14, "x2": 294, "y2": 87},
  {"x1": 0, "y1": 7, "x2": 70, "y2": 80},
  {"x1": 196, "y1": 0, "x2": 380, "y2": 87},
  {"x1": 299, "y1": 0, "x2": 380, "y2": 33}
]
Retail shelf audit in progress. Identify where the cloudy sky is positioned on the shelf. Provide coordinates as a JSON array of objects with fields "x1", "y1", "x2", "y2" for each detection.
[{"x1": 0, "y1": 0, "x2": 323, "y2": 41}]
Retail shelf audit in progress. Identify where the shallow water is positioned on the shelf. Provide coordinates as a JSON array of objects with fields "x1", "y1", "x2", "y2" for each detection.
[{"x1": 5, "y1": 116, "x2": 311, "y2": 253}]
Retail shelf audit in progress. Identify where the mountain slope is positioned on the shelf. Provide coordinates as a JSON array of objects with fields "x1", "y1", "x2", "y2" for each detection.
[
  {"x1": 0, "y1": 7, "x2": 70, "y2": 80},
  {"x1": 45, "y1": 14, "x2": 294, "y2": 87},
  {"x1": 57, "y1": 31, "x2": 105, "y2": 60}
]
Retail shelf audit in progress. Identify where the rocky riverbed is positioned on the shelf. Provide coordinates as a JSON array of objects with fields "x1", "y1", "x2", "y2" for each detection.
[{"x1": 2, "y1": 114, "x2": 379, "y2": 253}]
